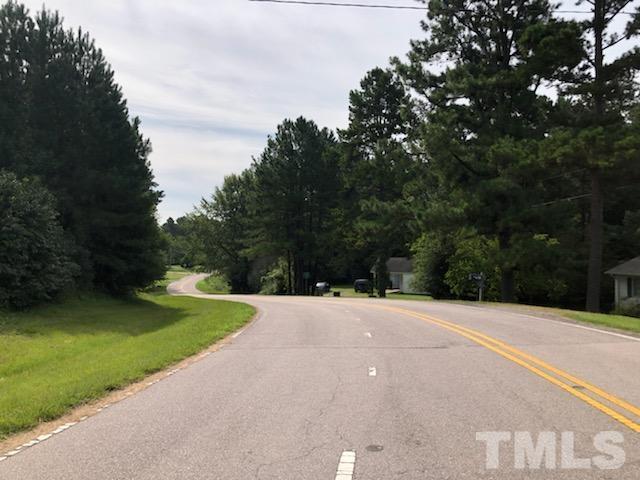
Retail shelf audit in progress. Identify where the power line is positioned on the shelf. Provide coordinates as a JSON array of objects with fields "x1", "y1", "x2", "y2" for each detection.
[
  {"x1": 248, "y1": 0, "x2": 637, "y2": 15},
  {"x1": 248, "y1": 0, "x2": 427, "y2": 9}
]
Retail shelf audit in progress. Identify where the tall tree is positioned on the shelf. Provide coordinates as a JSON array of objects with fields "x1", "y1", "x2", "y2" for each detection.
[
  {"x1": 194, "y1": 171, "x2": 255, "y2": 292},
  {"x1": 395, "y1": 0, "x2": 582, "y2": 302},
  {"x1": 0, "y1": 2, "x2": 165, "y2": 293},
  {"x1": 339, "y1": 68, "x2": 417, "y2": 297},
  {"x1": 252, "y1": 117, "x2": 339, "y2": 295},
  {"x1": 546, "y1": 0, "x2": 640, "y2": 311}
]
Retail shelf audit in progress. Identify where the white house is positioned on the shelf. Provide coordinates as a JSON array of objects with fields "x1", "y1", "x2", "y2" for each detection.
[
  {"x1": 384, "y1": 257, "x2": 416, "y2": 294},
  {"x1": 606, "y1": 256, "x2": 640, "y2": 308}
]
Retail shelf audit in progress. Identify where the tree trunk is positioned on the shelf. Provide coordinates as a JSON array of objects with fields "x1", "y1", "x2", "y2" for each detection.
[
  {"x1": 287, "y1": 250, "x2": 292, "y2": 295},
  {"x1": 500, "y1": 268, "x2": 515, "y2": 303},
  {"x1": 375, "y1": 257, "x2": 388, "y2": 298},
  {"x1": 498, "y1": 230, "x2": 516, "y2": 303},
  {"x1": 294, "y1": 255, "x2": 305, "y2": 295},
  {"x1": 585, "y1": 0, "x2": 605, "y2": 312},
  {"x1": 586, "y1": 169, "x2": 603, "y2": 312}
]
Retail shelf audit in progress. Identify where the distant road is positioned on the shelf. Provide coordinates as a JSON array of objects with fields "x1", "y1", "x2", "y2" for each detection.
[{"x1": 2, "y1": 275, "x2": 640, "y2": 479}]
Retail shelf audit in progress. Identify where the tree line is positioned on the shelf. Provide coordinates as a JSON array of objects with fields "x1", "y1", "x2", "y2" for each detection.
[
  {"x1": 173, "y1": 0, "x2": 640, "y2": 312},
  {"x1": 1, "y1": 2, "x2": 164, "y2": 308}
]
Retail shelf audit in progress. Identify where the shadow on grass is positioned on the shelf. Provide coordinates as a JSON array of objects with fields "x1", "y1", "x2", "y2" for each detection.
[{"x1": 0, "y1": 294, "x2": 190, "y2": 337}]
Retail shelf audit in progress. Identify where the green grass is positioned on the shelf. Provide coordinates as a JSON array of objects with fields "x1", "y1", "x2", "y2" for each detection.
[
  {"x1": 0, "y1": 291, "x2": 254, "y2": 439},
  {"x1": 562, "y1": 311, "x2": 640, "y2": 333},
  {"x1": 158, "y1": 265, "x2": 194, "y2": 288},
  {"x1": 331, "y1": 285, "x2": 433, "y2": 301},
  {"x1": 451, "y1": 300, "x2": 640, "y2": 334},
  {"x1": 196, "y1": 273, "x2": 231, "y2": 294}
]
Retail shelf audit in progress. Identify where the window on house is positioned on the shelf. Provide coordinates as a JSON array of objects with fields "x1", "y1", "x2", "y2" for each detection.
[
  {"x1": 628, "y1": 278, "x2": 634, "y2": 298},
  {"x1": 633, "y1": 277, "x2": 640, "y2": 297}
]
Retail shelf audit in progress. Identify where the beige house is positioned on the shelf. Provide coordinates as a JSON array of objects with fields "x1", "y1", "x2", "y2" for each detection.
[{"x1": 606, "y1": 256, "x2": 640, "y2": 308}]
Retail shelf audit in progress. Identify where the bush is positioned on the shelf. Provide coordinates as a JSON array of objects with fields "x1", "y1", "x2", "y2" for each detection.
[
  {"x1": 0, "y1": 171, "x2": 78, "y2": 308},
  {"x1": 259, "y1": 259, "x2": 288, "y2": 295},
  {"x1": 444, "y1": 230, "x2": 500, "y2": 300},
  {"x1": 614, "y1": 301, "x2": 640, "y2": 319},
  {"x1": 411, "y1": 232, "x2": 455, "y2": 298}
]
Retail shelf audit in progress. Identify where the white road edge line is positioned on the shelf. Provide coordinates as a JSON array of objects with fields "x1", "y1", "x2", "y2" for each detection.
[
  {"x1": 232, "y1": 328, "x2": 245, "y2": 338},
  {"x1": 335, "y1": 450, "x2": 356, "y2": 480},
  {"x1": 457, "y1": 303, "x2": 640, "y2": 342},
  {"x1": 515, "y1": 311, "x2": 640, "y2": 342},
  {"x1": 368, "y1": 366, "x2": 377, "y2": 377}
]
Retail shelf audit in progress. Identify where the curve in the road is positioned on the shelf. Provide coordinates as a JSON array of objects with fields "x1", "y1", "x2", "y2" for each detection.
[{"x1": 179, "y1": 274, "x2": 640, "y2": 434}]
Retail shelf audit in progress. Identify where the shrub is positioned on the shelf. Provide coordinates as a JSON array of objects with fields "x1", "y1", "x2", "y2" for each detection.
[
  {"x1": 0, "y1": 171, "x2": 78, "y2": 308},
  {"x1": 259, "y1": 259, "x2": 288, "y2": 295},
  {"x1": 614, "y1": 301, "x2": 640, "y2": 319}
]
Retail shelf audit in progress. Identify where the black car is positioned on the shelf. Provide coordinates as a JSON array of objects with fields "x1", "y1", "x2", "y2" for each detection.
[{"x1": 354, "y1": 279, "x2": 371, "y2": 293}]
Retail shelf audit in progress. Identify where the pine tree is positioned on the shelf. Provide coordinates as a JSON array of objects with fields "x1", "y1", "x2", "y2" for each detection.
[
  {"x1": 252, "y1": 117, "x2": 339, "y2": 295},
  {"x1": 0, "y1": 2, "x2": 165, "y2": 293},
  {"x1": 339, "y1": 68, "x2": 417, "y2": 297},
  {"x1": 395, "y1": 0, "x2": 582, "y2": 302},
  {"x1": 546, "y1": 0, "x2": 640, "y2": 311},
  {"x1": 195, "y1": 171, "x2": 255, "y2": 292}
]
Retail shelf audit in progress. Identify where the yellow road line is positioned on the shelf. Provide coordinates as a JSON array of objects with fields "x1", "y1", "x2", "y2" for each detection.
[
  {"x1": 388, "y1": 306, "x2": 640, "y2": 419},
  {"x1": 452, "y1": 316, "x2": 640, "y2": 417},
  {"x1": 378, "y1": 305, "x2": 640, "y2": 433}
]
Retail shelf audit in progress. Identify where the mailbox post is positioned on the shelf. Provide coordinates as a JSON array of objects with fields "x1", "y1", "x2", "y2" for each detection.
[{"x1": 468, "y1": 272, "x2": 486, "y2": 302}]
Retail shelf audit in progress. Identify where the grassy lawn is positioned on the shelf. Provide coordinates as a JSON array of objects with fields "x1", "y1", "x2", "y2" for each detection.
[
  {"x1": 0, "y1": 288, "x2": 254, "y2": 439},
  {"x1": 562, "y1": 311, "x2": 640, "y2": 334},
  {"x1": 158, "y1": 265, "x2": 194, "y2": 288},
  {"x1": 453, "y1": 300, "x2": 640, "y2": 334},
  {"x1": 331, "y1": 285, "x2": 433, "y2": 301},
  {"x1": 196, "y1": 273, "x2": 231, "y2": 294}
]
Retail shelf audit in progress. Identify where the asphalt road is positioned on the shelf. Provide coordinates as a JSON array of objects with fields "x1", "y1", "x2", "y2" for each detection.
[{"x1": 2, "y1": 275, "x2": 640, "y2": 479}]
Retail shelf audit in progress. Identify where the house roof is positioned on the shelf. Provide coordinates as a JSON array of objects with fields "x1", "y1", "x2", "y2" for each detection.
[
  {"x1": 387, "y1": 257, "x2": 413, "y2": 274},
  {"x1": 606, "y1": 256, "x2": 640, "y2": 276}
]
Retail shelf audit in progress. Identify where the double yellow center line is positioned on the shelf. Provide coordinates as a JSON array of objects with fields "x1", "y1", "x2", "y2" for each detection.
[{"x1": 378, "y1": 304, "x2": 640, "y2": 433}]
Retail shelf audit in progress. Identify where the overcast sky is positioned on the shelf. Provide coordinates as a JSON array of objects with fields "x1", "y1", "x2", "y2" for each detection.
[
  {"x1": 20, "y1": 0, "x2": 424, "y2": 221},
  {"x1": 19, "y1": 1, "x2": 637, "y2": 221}
]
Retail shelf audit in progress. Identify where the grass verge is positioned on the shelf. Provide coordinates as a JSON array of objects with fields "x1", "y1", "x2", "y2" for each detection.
[
  {"x1": 562, "y1": 311, "x2": 640, "y2": 334},
  {"x1": 0, "y1": 290, "x2": 254, "y2": 440},
  {"x1": 196, "y1": 273, "x2": 231, "y2": 294},
  {"x1": 156, "y1": 265, "x2": 194, "y2": 289},
  {"x1": 452, "y1": 300, "x2": 640, "y2": 335}
]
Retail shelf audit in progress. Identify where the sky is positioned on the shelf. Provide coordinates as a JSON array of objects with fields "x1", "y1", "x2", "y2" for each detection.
[
  {"x1": 20, "y1": 0, "x2": 425, "y2": 221},
  {"x1": 19, "y1": 1, "x2": 637, "y2": 221}
]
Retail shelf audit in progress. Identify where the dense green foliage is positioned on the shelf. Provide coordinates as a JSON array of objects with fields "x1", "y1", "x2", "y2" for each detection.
[
  {"x1": 0, "y1": 172, "x2": 77, "y2": 308},
  {"x1": 251, "y1": 118, "x2": 340, "y2": 294},
  {"x1": 189, "y1": 118, "x2": 342, "y2": 295},
  {"x1": 338, "y1": 68, "x2": 418, "y2": 297},
  {"x1": 395, "y1": 0, "x2": 583, "y2": 303},
  {"x1": 179, "y1": 1, "x2": 640, "y2": 310},
  {"x1": 161, "y1": 216, "x2": 201, "y2": 268},
  {"x1": 195, "y1": 273, "x2": 231, "y2": 294},
  {"x1": 0, "y1": 2, "x2": 164, "y2": 301},
  {"x1": 542, "y1": 0, "x2": 640, "y2": 311},
  {"x1": 192, "y1": 172, "x2": 255, "y2": 292},
  {"x1": 394, "y1": 0, "x2": 640, "y2": 308}
]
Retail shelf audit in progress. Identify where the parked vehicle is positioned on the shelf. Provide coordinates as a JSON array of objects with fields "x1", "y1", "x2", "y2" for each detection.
[
  {"x1": 315, "y1": 282, "x2": 331, "y2": 295},
  {"x1": 354, "y1": 279, "x2": 371, "y2": 293}
]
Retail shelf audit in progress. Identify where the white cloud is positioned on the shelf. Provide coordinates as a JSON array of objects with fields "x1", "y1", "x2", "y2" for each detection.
[
  {"x1": 20, "y1": 0, "x2": 425, "y2": 221},
  {"x1": 17, "y1": 1, "x2": 638, "y2": 221}
]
